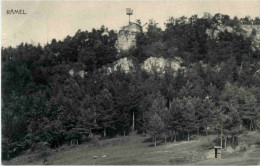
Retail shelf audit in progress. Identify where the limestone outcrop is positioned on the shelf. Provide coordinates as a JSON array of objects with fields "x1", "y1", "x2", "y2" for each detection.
[
  {"x1": 206, "y1": 24, "x2": 260, "y2": 50},
  {"x1": 141, "y1": 57, "x2": 184, "y2": 74},
  {"x1": 107, "y1": 57, "x2": 135, "y2": 74},
  {"x1": 105, "y1": 56, "x2": 184, "y2": 75},
  {"x1": 115, "y1": 22, "x2": 142, "y2": 52},
  {"x1": 69, "y1": 69, "x2": 86, "y2": 78}
]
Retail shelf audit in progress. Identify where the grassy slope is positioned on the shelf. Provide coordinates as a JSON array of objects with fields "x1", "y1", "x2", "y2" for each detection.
[
  {"x1": 196, "y1": 131, "x2": 260, "y2": 165},
  {"x1": 3, "y1": 131, "x2": 260, "y2": 165}
]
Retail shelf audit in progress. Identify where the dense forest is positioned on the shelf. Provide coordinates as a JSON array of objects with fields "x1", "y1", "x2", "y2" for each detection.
[{"x1": 2, "y1": 13, "x2": 260, "y2": 159}]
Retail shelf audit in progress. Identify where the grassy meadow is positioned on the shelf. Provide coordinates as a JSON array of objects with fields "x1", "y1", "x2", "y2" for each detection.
[{"x1": 3, "y1": 131, "x2": 260, "y2": 165}]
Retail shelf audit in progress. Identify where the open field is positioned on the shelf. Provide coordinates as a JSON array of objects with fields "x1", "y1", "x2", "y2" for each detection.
[{"x1": 3, "y1": 131, "x2": 260, "y2": 165}]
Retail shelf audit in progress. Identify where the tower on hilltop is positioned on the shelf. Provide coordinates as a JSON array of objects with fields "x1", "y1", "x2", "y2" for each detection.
[
  {"x1": 115, "y1": 8, "x2": 143, "y2": 53},
  {"x1": 126, "y1": 8, "x2": 133, "y2": 25}
]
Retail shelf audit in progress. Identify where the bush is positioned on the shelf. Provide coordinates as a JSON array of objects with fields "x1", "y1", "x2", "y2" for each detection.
[
  {"x1": 90, "y1": 134, "x2": 101, "y2": 144},
  {"x1": 190, "y1": 135, "x2": 198, "y2": 140}
]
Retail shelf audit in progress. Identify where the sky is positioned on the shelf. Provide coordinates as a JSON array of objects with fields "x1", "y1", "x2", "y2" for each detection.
[{"x1": 1, "y1": 1, "x2": 260, "y2": 47}]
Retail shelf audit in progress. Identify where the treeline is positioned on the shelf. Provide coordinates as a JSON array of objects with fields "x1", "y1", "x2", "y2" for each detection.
[{"x1": 2, "y1": 13, "x2": 260, "y2": 159}]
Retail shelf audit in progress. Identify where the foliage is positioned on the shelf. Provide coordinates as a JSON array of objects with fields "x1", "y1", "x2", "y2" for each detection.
[{"x1": 2, "y1": 14, "x2": 260, "y2": 159}]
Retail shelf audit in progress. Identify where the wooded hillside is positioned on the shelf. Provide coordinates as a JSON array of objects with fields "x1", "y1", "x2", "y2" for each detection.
[{"x1": 2, "y1": 13, "x2": 260, "y2": 159}]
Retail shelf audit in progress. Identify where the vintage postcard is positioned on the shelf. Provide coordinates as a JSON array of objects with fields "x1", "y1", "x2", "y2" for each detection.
[{"x1": 1, "y1": 1, "x2": 260, "y2": 165}]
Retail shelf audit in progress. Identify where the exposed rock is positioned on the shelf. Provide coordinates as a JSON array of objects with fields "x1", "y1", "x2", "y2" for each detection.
[
  {"x1": 69, "y1": 69, "x2": 75, "y2": 77},
  {"x1": 115, "y1": 22, "x2": 142, "y2": 52},
  {"x1": 107, "y1": 57, "x2": 135, "y2": 74},
  {"x1": 206, "y1": 24, "x2": 260, "y2": 50},
  {"x1": 241, "y1": 25, "x2": 260, "y2": 50},
  {"x1": 105, "y1": 56, "x2": 184, "y2": 75},
  {"x1": 69, "y1": 69, "x2": 86, "y2": 78},
  {"x1": 141, "y1": 57, "x2": 184, "y2": 74},
  {"x1": 78, "y1": 70, "x2": 85, "y2": 78}
]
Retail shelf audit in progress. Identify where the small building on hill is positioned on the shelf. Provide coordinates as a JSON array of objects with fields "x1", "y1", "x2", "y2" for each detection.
[
  {"x1": 115, "y1": 22, "x2": 142, "y2": 52},
  {"x1": 207, "y1": 146, "x2": 222, "y2": 159}
]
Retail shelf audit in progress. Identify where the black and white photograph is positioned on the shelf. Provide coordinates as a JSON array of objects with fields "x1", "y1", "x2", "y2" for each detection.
[{"x1": 1, "y1": 1, "x2": 260, "y2": 165}]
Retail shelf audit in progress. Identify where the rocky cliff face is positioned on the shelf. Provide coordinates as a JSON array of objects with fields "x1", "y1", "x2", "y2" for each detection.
[
  {"x1": 115, "y1": 23, "x2": 142, "y2": 52},
  {"x1": 112, "y1": 22, "x2": 184, "y2": 75},
  {"x1": 106, "y1": 56, "x2": 184, "y2": 75},
  {"x1": 104, "y1": 23, "x2": 260, "y2": 76},
  {"x1": 107, "y1": 57, "x2": 135, "y2": 74},
  {"x1": 69, "y1": 69, "x2": 86, "y2": 78},
  {"x1": 241, "y1": 25, "x2": 260, "y2": 50},
  {"x1": 206, "y1": 24, "x2": 260, "y2": 50},
  {"x1": 141, "y1": 57, "x2": 184, "y2": 74}
]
